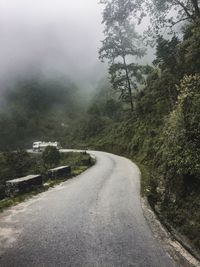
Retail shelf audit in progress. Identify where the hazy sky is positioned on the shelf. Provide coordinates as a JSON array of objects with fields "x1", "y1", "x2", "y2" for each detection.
[
  {"x1": 0, "y1": 0, "x2": 155, "y2": 94},
  {"x1": 0, "y1": 0, "x2": 106, "y2": 90}
]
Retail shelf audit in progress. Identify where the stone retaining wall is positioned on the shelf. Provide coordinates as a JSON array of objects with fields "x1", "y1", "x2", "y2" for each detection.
[
  {"x1": 48, "y1": 166, "x2": 71, "y2": 180},
  {"x1": 6, "y1": 175, "x2": 43, "y2": 197}
]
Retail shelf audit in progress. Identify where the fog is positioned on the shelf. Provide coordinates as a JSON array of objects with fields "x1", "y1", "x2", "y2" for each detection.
[
  {"x1": 0, "y1": 0, "x2": 156, "y2": 97},
  {"x1": 0, "y1": 0, "x2": 107, "y2": 92}
]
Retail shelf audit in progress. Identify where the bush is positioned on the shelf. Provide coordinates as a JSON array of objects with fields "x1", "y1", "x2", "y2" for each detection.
[
  {"x1": 160, "y1": 75, "x2": 200, "y2": 190},
  {"x1": 42, "y1": 146, "x2": 61, "y2": 168}
]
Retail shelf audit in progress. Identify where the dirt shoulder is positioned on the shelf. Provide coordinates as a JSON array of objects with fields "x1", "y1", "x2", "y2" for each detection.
[{"x1": 142, "y1": 197, "x2": 200, "y2": 267}]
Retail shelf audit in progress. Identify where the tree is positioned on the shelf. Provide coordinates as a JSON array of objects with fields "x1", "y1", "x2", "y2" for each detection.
[
  {"x1": 42, "y1": 146, "x2": 61, "y2": 168},
  {"x1": 99, "y1": 0, "x2": 145, "y2": 111},
  {"x1": 153, "y1": 36, "x2": 180, "y2": 72},
  {"x1": 178, "y1": 18, "x2": 200, "y2": 74},
  {"x1": 140, "y1": 0, "x2": 200, "y2": 38},
  {"x1": 0, "y1": 150, "x2": 32, "y2": 180}
]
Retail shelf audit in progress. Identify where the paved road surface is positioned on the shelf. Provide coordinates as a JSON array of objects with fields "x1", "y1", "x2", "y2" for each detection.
[{"x1": 0, "y1": 151, "x2": 177, "y2": 267}]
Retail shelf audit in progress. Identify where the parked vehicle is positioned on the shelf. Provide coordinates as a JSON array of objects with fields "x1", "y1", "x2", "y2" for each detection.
[{"x1": 32, "y1": 141, "x2": 61, "y2": 152}]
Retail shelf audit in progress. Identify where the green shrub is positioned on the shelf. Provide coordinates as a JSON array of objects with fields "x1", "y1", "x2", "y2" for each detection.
[{"x1": 42, "y1": 146, "x2": 61, "y2": 168}]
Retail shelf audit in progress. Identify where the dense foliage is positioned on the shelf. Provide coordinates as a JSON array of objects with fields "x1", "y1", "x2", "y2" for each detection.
[
  {"x1": 42, "y1": 146, "x2": 61, "y2": 168},
  {"x1": 76, "y1": 18, "x2": 200, "y2": 253}
]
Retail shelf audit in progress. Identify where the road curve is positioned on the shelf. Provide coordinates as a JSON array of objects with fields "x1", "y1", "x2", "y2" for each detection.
[{"x1": 0, "y1": 151, "x2": 177, "y2": 267}]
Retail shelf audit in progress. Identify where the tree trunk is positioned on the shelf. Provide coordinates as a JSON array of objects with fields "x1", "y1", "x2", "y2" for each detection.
[
  {"x1": 176, "y1": 0, "x2": 193, "y2": 19},
  {"x1": 191, "y1": 0, "x2": 200, "y2": 18},
  {"x1": 122, "y1": 55, "x2": 134, "y2": 112}
]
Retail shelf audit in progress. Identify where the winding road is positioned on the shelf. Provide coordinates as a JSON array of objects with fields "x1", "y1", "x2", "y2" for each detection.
[{"x1": 0, "y1": 151, "x2": 177, "y2": 266}]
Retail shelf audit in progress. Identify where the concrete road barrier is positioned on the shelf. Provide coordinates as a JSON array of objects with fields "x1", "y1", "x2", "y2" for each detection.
[
  {"x1": 48, "y1": 166, "x2": 71, "y2": 180},
  {"x1": 6, "y1": 175, "x2": 42, "y2": 197}
]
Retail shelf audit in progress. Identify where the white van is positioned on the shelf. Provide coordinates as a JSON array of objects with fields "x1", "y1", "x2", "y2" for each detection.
[{"x1": 32, "y1": 141, "x2": 61, "y2": 152}]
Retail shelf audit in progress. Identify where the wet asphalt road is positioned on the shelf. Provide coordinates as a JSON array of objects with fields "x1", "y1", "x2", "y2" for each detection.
[{"x1": 0, "y1": 151, "x2": 177, "y2": 267}]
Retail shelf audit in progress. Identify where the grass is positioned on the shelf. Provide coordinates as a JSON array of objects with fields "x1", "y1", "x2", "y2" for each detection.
[{"x1": 0, "y1": 187, "x2": 45, "y2": 212}]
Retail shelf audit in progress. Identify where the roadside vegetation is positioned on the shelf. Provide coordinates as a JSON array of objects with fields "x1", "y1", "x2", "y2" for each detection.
[{"x1": 0, "y1": 149, "x2": 93, "y2": 211}]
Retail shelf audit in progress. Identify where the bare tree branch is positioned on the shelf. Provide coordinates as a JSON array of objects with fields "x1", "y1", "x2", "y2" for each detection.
[{"x1": 175, "y1": 0, "x2": 194, "y2": 19}]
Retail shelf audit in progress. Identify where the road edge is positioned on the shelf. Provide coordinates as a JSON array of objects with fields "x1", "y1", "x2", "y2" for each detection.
[{"x1": 141, "y1": 197, "x2": 200, "y2": 267}]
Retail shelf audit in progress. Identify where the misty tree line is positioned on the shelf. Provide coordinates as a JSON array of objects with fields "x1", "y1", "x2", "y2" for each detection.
[
  {"x1": 99, "y1": 0, "x2": 200, "y2": 111},
  {"x1": 0, "y1": 0, "x2": 199, "y2": 151},
  {"x1": 0, "y1": 77, "x2": 81, "y2": 150}
]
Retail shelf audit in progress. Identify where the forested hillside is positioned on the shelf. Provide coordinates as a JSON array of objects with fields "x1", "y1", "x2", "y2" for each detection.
[{"x1": 75, "y1": 1, "x2": 200, "y2": 255}]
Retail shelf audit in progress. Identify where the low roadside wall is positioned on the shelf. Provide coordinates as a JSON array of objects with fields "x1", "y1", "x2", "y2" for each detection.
[
  {"x1": 6, "y1": 175, "x2": 43, "y2": 197},
  {"x1": 48, "y1": 166, "x2": 71, "y2": 180}
]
